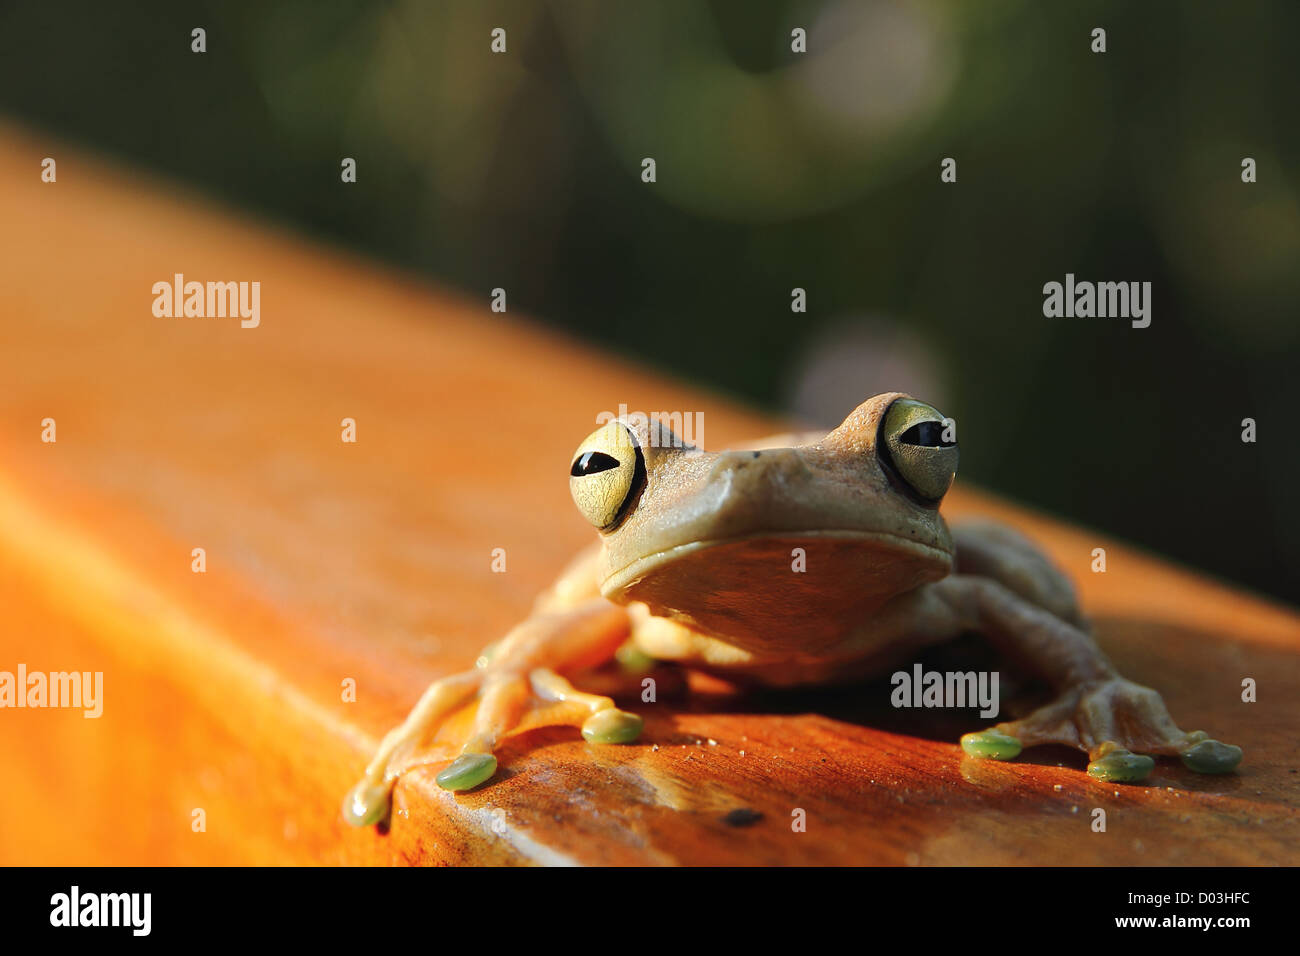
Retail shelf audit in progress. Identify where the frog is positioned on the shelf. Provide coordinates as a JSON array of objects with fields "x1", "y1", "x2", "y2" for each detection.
[{"x1": 343, "y1": 392, "x2": 1241, "y2": 827}]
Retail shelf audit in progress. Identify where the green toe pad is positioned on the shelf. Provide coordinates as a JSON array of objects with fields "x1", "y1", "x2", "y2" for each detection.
[
  {"x1": 342, "y1": 782, "x2": 390, "y2": 827},
  {"x1": 960, "y1": 730, "x2": 1022, "y2": 761},
  {"x1": 436, "y1": 752, "x2": 498, "y2": 791},
  {"x1": 614, "y1": 643, "x2": 656, "y2": 675},
  {"x1": 1087, "y1": 749, "x2": 1155, "y2": 783},
  {"x1": 1180, "y1": 739, "x2": 1242, "y2": 774},
  {"x1": 582, "y1": 708, "x2": 643, "y2": 744}
]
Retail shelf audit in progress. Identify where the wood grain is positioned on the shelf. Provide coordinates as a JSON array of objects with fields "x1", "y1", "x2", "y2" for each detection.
[{"x1": 1, "y1": 123, "x2": 1297, "y2": 865}]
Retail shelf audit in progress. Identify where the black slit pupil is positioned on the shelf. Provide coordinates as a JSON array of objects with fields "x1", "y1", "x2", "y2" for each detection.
[
  {"x1": 900, "y1": 421, "x2": 954, "y2": 448},
  {"x1": 571, "y1": 451, "x2": 621, "y2": 476}
]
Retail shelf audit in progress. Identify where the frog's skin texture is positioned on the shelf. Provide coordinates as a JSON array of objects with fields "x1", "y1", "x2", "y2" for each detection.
[{"x1": 344, "y1": 393, "x2": 1241, "y2": 826}]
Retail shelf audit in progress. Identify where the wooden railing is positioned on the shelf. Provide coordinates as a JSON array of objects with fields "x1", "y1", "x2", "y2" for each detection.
[{"x1": 1, "y1": 123, "x2": 1296, "y2": 865}]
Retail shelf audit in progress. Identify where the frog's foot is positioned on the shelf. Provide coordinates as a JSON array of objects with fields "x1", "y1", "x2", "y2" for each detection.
[
  {"x1": 343, "y1": 598, "x2": 635, "y2": 827},
  {"x1": 434, "y1": 666, "x2": 643, "y2": 793},
  {"x1": 342, "y1": 663, "x2": 641, "y2": 826},
  {"x1": 961, "y1": 676, "x2": 1241, "y2": 783}
]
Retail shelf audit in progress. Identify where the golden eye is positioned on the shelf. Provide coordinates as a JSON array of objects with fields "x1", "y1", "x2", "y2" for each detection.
[
  {"x1": 880, "y1": 398, "x2": 958, "y2": 503},
  {"x1": 568, "y1": 421, "x2": 645, "y2": 531}
]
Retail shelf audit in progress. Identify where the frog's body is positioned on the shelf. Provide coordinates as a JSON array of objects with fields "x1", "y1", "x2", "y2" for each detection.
[{"x1": 345, "y1": 393, "x2": 1241, "y2": 826}]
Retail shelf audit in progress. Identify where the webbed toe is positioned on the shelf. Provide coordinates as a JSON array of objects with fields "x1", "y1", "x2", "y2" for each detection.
[
  {"x1": 960, "y1": 729, "x2": 1023, "y2": 761},
  {"x1": 436, "y1": 752, "x2": 498, "y2": 792},
  {"x1": 1086, "y1": 747, "x2": 1155, "y2": 783},
  {"x1": 1180, "y1": 738, "x2": 1242, "y2": 774},
  {"x1": 581, "y1": 708, "x2": 643, "y2": 744}
]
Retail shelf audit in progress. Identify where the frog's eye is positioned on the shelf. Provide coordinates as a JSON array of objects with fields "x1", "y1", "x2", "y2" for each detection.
[
  {"x1": 879, "y1": 398, "x2": 958, "y2": 503},
  {"x1": 568, "y1": 421, "x2": 646, "y2": 531}
]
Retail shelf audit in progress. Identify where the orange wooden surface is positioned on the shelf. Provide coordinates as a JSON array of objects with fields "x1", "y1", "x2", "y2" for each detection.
[{"x1": 1, "y1": 123, "x2": 1297, "y2": 865}]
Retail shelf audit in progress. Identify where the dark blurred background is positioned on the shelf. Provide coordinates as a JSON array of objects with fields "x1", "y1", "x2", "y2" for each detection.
[{"x1": 2, "y1": 0, "x2": 1296, "y2": 602}]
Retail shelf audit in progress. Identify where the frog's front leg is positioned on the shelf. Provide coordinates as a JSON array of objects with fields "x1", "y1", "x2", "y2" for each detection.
[
  {"x1": 342, "y1": 596, "x2": 639, "y2": 827},
  {"x1": 921, "y1": 575, "x2": 1242, "y2": 782}
]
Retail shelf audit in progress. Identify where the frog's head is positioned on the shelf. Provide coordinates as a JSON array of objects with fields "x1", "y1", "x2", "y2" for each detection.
[{"x1": 567, "y1": 393, "x2": 958, "y2": 651}]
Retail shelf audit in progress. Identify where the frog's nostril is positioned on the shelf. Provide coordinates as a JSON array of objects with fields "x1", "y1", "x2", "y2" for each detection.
[{"x1": 707, "y1": 453, "x2": 744, "y2": 480}]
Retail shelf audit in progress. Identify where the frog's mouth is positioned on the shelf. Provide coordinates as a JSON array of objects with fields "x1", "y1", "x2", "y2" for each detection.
[
  {"x1": 601, "y1": 529, "x2": 953, "y2": 648},
  {"x1": 605, "y1": 528, "x2": 952, "y2": 589}
]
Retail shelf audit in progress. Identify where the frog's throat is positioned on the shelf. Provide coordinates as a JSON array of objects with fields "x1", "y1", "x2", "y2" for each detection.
[{"x1": 599, "y1": 528, "x2": 954, "y2": 597}]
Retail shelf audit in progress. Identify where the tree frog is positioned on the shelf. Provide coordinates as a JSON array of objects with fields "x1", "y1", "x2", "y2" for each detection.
[{"x1": 344, "y1": 393, "x2": 1241, "y2": 826}]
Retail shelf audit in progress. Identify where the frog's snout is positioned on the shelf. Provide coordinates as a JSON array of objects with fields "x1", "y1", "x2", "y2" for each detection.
[
  {"x1": 703, "y1": 448, "x2": 817, "y2": 529},
  {"x1": 707, "y1": 448, "x2": 812, "y2": 489}
]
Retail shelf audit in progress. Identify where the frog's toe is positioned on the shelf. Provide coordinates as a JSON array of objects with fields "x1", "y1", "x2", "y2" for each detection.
[
  {"x1": 1180, "y1": 738, "x2": 1242, "y2": 774},
  {"x1": 1086, "y1": 747, "x2": 1155, "y2": 783},
  {"x1": 342, "y1": 781, "x2": 392, "y2": 827},
  {"x1": 427, "y1": 669, "x2": 646, "y2": 793},
  {"x1": 581, "y1": 707, "x2": 643, "y2": 744},
  {"x1": 436, "y1": 752, "x2": 499, "y2": 792},
  {"x1": 960, "y1": 729, "x2": 1023, "y2": 761}
]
